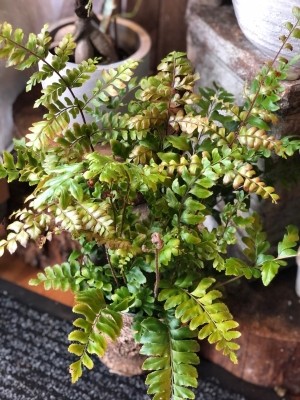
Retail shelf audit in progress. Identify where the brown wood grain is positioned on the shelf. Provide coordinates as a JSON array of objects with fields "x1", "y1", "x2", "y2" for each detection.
[
  {"x1": 126, "y1": 0, "x2": 188, "y2": 70},
  {"x1": 156, "y1": 0, "x2": 188, "y2": 61}
]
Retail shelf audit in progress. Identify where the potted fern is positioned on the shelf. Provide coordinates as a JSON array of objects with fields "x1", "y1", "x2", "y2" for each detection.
[{"x1": 0, "y1": 6, "x2": 300, "y2": 399}]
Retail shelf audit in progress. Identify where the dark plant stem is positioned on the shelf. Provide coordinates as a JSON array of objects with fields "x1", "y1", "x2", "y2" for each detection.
[
  {"x1": 215, "y1": 275, "x2": 243, "y2": 288},
  {"x1": 119, "y1": 171, "x2": 131, "y2": 236},
  {"x1": 105, "y1": 246, "x2": 119, "y2": 287},
  {"x1": 154, "y1": 248, "x2": 160, "y2": 299},
  {"x1": 238, "y1": 16, "x2": 300, "y2": 132}
]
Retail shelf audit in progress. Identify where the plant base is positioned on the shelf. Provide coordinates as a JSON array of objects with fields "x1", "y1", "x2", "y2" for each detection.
[{"x1": 101, "y1": 313, "x2": 145, "y2": 377}]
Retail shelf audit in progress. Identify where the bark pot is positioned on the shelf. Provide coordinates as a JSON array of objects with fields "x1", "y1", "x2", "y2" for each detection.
[{"x1": 101, "y1": 313, "x2": 145, "y2": 377}]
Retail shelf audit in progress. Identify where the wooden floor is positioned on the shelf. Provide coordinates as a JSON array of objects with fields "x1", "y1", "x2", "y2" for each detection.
[{"x1": 0, "y1": 251, "x2": 74, "y2": 307}]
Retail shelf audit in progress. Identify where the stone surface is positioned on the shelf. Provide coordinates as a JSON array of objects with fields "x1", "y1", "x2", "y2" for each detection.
[
  {"x1": 186, "y1": 2, "x2": 300, "y2": 106},
  {"x1": 200, "y1": 269, "x2": 300, "y2": 397},
  {"x1": 232, "y1": 0, "x2": 300, "y2": 78}
]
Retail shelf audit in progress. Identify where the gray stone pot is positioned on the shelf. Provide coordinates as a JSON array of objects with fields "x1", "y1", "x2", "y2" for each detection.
[{"x1": 232, "y1": 0, "x2": 300, "y2": 79}]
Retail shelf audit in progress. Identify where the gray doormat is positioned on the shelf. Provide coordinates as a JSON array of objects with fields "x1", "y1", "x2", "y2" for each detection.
[{"x1": 0, "y1": 280, "x2": 280, "y2": 400}]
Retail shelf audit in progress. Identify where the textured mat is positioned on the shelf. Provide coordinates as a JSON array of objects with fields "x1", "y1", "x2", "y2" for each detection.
[{"x1": 0, "y1": 282, "x2": 278, "y2": 400}]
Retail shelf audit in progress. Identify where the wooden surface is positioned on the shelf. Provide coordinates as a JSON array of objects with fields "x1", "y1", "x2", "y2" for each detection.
[
  {"x1": 201, "y1": 269, "x2": 300, "y2": 398},
  {"x1": 0, "y1": 251, "x2": 74, "y2": 307},
  {"x1": 127, "y1": 0, "x2": 188, "y2": 70}
]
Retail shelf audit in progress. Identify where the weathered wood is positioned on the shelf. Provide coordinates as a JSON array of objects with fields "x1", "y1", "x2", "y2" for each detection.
[
  {"x1": 127, "y1": 0, "x2": 188, "y2": 70},
  {"x1": 156, "y1": 0, "x2": 188, "y2": 61},
  {"x1": 126, "y1": 0, "x2": 160, "y2": 70},
  {"x1": 200, "y1": 269, "x2": 300, "y2": 397}
]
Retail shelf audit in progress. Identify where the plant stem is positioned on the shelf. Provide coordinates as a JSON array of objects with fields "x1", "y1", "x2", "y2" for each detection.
[
  {"x1": 105, "y1": 246, "x2": 119, "y2": 287},
  {"x1": 154, "y1": 248, "x2": 160, "y2": 299},
  {"x1": 215, "y1": 275, "x2": 243, "y2": 288},
  {"x1": 238, "y1": 17, "x2": 300, "y2": 132}
]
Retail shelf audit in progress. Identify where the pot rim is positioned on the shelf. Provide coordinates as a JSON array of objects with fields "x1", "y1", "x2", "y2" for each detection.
[{"x1": 46, "y1": 15, "x2": 151, "y2": 69}]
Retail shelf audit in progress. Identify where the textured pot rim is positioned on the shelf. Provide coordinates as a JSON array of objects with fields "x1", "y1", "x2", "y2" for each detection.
[{"x1": 46, "y1": 15, "x2": 151, "y2": 69}]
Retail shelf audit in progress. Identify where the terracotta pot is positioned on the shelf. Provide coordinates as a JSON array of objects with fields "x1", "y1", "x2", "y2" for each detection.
[
  {"x1": 232, "y1": 0, "x2": 300, "y2": 80},
  {"x1": 101, "y1": 313, "x2": 145, "y2": 376}
]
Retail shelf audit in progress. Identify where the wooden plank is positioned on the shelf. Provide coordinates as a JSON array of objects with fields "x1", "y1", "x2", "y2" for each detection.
[
  {"x1": 126, "y1": 0, "x2": 188, "y2": 69},
  {"x1": 126, "y1": 0, "x2": 161, "y2": 71},
  {"x1": 157, "y1": 0, "x2": 188, "y2": 61}
]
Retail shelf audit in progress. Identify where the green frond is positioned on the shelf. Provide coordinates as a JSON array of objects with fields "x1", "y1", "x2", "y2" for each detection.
[
  {"x1": 69, "y1": 289, "x2": 122, "y2": 383},
  {"x1": 35, "y1": 58, "x2": 98, "y2": 107},
  {"x1": 56, "y1": 123, "x2": 98, "y2": 155},
  {"x1": 29, "y1": 163, "x2": 85, "y2": 209},
  {"x1": 158, "y1": 278, "x2": 241, "y2": 364},
  {"x1": 29, "y1": 261, "x2": 81, "y2": 291},
  {"x1": 260, "y1": 225, "x2": 299, "y2": 285},
  {"x1": 225, "y1": 258, "x2": 260, "y2": 280},
  {"x1": 27, "y1": 33, "x2": 76, "y2": 90},
  {"x1": 91, "y1": 60, "x2": 139, "y2": 106},
  {"x1": 140, "y1": 315, "x2": 199, "y2": 400},
  {"x1": 0, "y1": 23, "x2": 51, "y2": 71}
]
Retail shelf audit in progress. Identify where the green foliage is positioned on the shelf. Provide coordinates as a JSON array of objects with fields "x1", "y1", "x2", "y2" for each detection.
[
  {"x1": 0, "y1": 13, "x2": 300, "y2": 399},
  {"x1": 68, "y1": 289, "x2": 122, "y2": 383},
  {"x1": 140, "y1": 316, "x2": 200, "y2": 400},
  {"x1": 159, "y1": 278, "x2": 241, "y2": 364}
]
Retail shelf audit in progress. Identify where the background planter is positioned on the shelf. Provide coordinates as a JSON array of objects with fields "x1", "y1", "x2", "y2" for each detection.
[
  {"x1": 39, "y1": 15, "x2": 151, "y2": 123},
  {"x1": 232, "y1": 0, "x2": 300, "y2": 80}
]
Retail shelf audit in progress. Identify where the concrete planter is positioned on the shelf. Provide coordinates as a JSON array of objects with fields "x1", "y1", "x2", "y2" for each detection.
[{"x1": 232, "y1": 0, "x2": 300, "y2": 80}]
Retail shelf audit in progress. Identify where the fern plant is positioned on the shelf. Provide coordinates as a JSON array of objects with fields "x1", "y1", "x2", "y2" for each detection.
[{"x1": 1, "y1": 6, "x2": 300, "y2": 399}]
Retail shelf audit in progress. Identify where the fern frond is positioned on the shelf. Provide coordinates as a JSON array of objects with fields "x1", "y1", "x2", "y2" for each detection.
[
  {"x1": 169, "y1": 112, "x2": 206, "y2": 135},
  {"x1": 260, "y1": 225, "x2": 299, "y2": 285},
  {"x1": 69, "y1": 289, "x2": 122, "y2": 382},
  {"x1": 29, "y1": 262, "x2": 81, "y2": 291},
  {"x1": 52, "y1": 202, "x2": 113, "y2": 238},
  {"x1": 225, "y1": 258, "x2": 261, "y2": 279},
  {"x1": 158, "y1": 278, "x2": 241, "y2": 364},
  {"x1": 26, "y1": 113, "x2": 69, "y2": 150},
  {"x1": 35, "y1": 58, "x2": 98, "y2": 107},
  {"x1": 56, "y1": 122, "x2": 99, "y2": 155},
  {"x1": 90, "y1": 60, "x2": 139, "y2": 106},
  {"x1": 238, "y1": 126, "x2": 281, "y2": 153},
  {"x1": 0, "y1": 23, "x2": 51, "y2": 70},
  {"x1": 232, "y1": 164, "x2": 280, "y2": 203},
  {"x1": 27, "y1": 33, "x2": 76, "y2": 90},
  {"x1": 0, "y1": 208, "x2": 51, "y2": 256},
  {"x1": 140, "y1": 316, "x2": 200, "y2": 400},
  {"x1": 128, "y1": 107, "x2": 168, "y2": 131}
]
